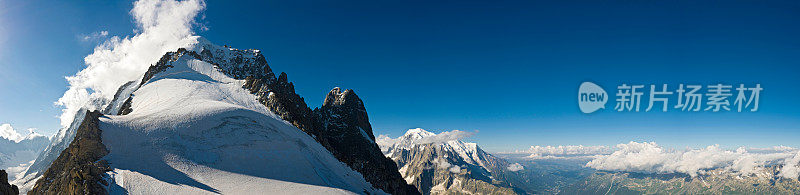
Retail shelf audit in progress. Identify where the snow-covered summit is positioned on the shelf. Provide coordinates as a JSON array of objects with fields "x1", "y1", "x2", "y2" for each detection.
[
  {"x1": 24, "y1": 38, "x2": 389, "y2": 194},
  {"x1": 390, "y1": 128, "x2": 489, "y2": 169},
  {"x1": 379, "y1": 128, "x2": 515, "y2": 194}
]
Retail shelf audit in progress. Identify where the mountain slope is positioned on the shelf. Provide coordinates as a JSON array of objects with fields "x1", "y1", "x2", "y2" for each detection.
[
  {"x1": 0, "y1": 127, "x2": 48, "y2": 180},
  {"x1": 30, "y1": 37, "x2": 396, "y2": 194},
  {"x1": 382, "y1": 128, "x2": 519, "y2": 194}
]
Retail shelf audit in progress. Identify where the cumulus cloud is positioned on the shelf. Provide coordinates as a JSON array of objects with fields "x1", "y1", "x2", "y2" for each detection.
[
  {"x1": 586, "y1": 141, "x2": 799, "y2": 178},
  {"x1": 433, "y1": 158, "x2": 462, "y2": 173},
  {"x1": 506, "y1": 163, "x2": 524, "y2": 172},
  {"x1": 0, "y1": 124, "x2": 22, "y2": 142},
  {"x1": 56, "y1": 0, "x2": 205, "y2": 128},
  {"x1": 415, "y1": 130, "x2": 475, "y2": 145}
]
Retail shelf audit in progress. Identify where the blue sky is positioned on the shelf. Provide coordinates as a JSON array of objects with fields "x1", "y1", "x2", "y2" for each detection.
[{"x1": 1, "y1": 0, "x2": 799, "y2": 152}]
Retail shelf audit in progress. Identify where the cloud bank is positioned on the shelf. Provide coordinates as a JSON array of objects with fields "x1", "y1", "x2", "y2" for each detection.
[
  {"x1": 56, "y1": 0, "x2": 205, "y2": 128},
  {"x1": 527, "y1": 145, "x2": 613, "y2": 159},
  {"x1": 586, "y1": 142, "x2": 800, "y2": 179},
  {"x1": 514, "y1": 142, "x2": 800, "y2": 179}
]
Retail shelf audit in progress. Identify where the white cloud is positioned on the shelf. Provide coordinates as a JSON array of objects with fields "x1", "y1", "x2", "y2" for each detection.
[
  {"x1": 414, "y1": 130, "x2": 475, "y2": 145},
  {"x1": 56, "y1": 0, "x2": 205, "y2": 128},
  {"x1": 586, "y1": 141, "x2": 799, "y2": 178},
  {"x1": 506, "y1": 163, "x2": 524, "y2": 172},
  {"x1": 432, "y1": 158, "x2": 462, "y2": 173},
  {"x1": 513, "y1": 142, "x2": 800, "y2": 180},
  {"x1": 80, "y1": 30, "x2": 109, "y2": 41},
  {"x1": 0, "y1": 123, "x2": 22, "y2": 142}
]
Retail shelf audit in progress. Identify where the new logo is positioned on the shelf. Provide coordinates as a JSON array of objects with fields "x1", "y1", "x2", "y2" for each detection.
[{"x1": 578, "y1": 82, "x2": 608, "y2": 113}]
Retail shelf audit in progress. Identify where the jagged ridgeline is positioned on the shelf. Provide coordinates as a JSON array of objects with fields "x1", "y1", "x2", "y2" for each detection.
[{"x1": 29, "y1": 38, "x2": 419, "y2": 194}]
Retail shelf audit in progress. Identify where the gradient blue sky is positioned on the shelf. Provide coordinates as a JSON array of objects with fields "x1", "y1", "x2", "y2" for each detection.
[{"x1": 1, "y1": 0, "x2": 799, "y2": 152}]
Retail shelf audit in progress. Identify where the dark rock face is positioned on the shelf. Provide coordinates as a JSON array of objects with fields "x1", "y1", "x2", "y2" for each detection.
[
  {"x1": 29, "y1": 111, "x2": 110, "y2": 195},
  {"x1": 318, "y1": 87, "x2": 375, "y2": 141},
  {"x1": 315, "y1": 88, "x2": 420, "y2": 195},
  {"x1": 243, "y1": 73, "x2": 321, "y2": 138},
  {"x1": 1, "y1": 170, "x2": 19, "y2": 195}
]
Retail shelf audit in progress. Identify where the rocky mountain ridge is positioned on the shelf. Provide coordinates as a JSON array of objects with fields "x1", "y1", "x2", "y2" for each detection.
[{"x1": 29, "y1": 111, "x2": 108, "y2": 194}]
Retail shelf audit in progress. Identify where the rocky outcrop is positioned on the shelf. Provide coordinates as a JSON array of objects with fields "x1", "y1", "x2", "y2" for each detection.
[
  {"x1": 29, "y1": 111, "x2": 110, "y2": 195},
  {"x1": 1, "y1": 170, "x2": 19, "y2": 195},
  {"x1": 314, "y1": 88, "x2": 420, "y2": 195}
]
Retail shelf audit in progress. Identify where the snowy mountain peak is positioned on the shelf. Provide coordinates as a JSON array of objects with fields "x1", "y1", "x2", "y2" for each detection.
[
  {"x1": 382, "y1": 128, "x2": 488, "y2": 170},
  {"x1": 403, "y1": 128, "x2": 436, "y2": 138},
  {"x1": 22, "y1": 131, "x2": 46, "y2": 142},
  {"x1": 379, "y1": 129, "x2": 516, "y2": 194}
]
